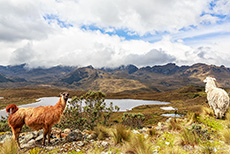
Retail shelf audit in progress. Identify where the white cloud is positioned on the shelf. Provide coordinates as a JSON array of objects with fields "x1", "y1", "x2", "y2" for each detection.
[
  {"x1": 0, "y1": 1, "x2": 51, "y2": 42},
  {"x1": 0, "y1": 0, "x2": 230, "y2": 68},
  {"x1": 124, "y1": 49, "x2": 176, "y2": 66},
  {"x1": 212, "y1": 0, "x2": 230, "y2": 15}
]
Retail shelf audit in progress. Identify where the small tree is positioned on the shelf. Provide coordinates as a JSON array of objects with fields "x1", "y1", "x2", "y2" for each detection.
[{"x1": 57, "y1": 91, "x2": 119, "y2": 130}]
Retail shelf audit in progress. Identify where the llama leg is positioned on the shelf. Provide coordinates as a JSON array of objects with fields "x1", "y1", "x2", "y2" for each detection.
[
  {"x1": 47, "y1": 127, "x2": 52, "y2": 144},
  {"x1": 42, "y1": 127, "x2": 49, "y2": 146},
  {"x1": 12, "y1": 127, "x2": 22, "y2": 148}
]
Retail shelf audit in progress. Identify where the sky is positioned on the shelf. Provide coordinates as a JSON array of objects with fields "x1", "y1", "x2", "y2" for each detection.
[{"x1": 0, "y1": 0, "x2": 230, "y2": 68}]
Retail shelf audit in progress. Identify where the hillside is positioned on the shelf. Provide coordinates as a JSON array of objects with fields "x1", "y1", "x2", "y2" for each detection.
[
  {"x1": 0, "y1": 63, "x2": 230, "y2": 92},
  {"x1": 1, "y1": 86, "x2": 230, "y2": 154}
]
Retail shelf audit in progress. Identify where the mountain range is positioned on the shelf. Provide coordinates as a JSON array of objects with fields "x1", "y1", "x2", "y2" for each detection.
[{"x1": 0, "y1": 63, "x2": 230, "y2": 93}]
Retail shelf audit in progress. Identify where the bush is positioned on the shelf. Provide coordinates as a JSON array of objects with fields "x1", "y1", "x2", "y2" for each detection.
[
  {"x1": 122, "y1": 113, "x2": 145, "y2": 129},
  {"x1": 0, "y1": 116, "x2": 10, "y2": 132},
  {"x1": 56, "y1": 91, "x2": 119, "y2": 130}
]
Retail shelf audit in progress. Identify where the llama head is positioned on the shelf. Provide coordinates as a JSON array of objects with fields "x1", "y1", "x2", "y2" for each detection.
[
  {"x1": 6, "y1": 104, "x2": 19, "y2": 114},
  {"x1": 203, "y1": 76, "x2": 216, "y2": 83},
  {"x1": 203, "y1": 77, "x2": 217, "y2": 92},
  {"x1": 60, "y1": 92, "x2": 69, "y2": 101}
]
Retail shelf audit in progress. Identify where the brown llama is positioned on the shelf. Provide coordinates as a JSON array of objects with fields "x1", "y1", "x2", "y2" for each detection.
[{"x1": 6, "y1": 92, "x2": 69, "y2": 147}]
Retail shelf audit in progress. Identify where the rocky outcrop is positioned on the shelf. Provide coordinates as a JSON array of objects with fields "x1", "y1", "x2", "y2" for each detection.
[{"x1": 0, "y1": 128, "x2": 99, "y2": 152}]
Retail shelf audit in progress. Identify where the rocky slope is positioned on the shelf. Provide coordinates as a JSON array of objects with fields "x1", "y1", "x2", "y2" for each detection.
[{"x1": 0, "y1": 63, "x2": 230, "y2": 92}]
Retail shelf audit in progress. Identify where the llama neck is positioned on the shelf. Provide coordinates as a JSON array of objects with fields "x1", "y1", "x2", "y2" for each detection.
[
  {"x1": 54, "y1": 96, "x2": 67, "y2": 112},
  {"x1": 205, "y1": 81, "x2": 217, "y2": 93}
]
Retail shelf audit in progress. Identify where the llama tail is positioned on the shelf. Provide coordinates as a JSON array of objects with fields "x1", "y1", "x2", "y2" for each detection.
[{"x1": 6, "y1": 104, "x2": 19, "y2": 114}]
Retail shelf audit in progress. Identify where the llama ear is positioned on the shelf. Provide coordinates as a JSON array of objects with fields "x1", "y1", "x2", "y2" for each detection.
[{"x1": 60, "y1": 92, "x2": 63, "y2": 96}]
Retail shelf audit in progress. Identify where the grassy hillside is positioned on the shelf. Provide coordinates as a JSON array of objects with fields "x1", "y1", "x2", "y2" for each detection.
[{"x1": 1, "y1": 87, "x2": 230, "y2": 153}]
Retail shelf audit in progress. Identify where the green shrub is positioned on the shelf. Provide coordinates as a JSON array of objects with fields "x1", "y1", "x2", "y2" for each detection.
[
  {"x1": 0, "y1": 116, "x2": 10, "y2": 132},
  {"x1": 197, "y1": 115, "x2": 223, "y2": 130},
  {"x1": 56, "y1": 91, "x2": 119, "y2": 130},
  {"x1": 122, "y1": 113, "x2": 145, "y2": 129}
]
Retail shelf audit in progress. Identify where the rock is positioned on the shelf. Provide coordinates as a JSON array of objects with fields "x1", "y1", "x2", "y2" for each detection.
[
  {"x1": 32, "y1": 131, "x2": 39, "y2": 138},
  {"x1": 101, "y1": 141, "x2": 109, "y2": 147},
  {"x1": 61, "y1": 133, "x2": 68, "y2": 139},
  {"x1": 141, "y1": 127, "x2": 148, "y2": 133},
  {"x1": 21, "y1": 139, "x2": 36, "y2": 148},
  {"x1": 64, "y1": 128, "x2": 71, "y2": 134},
  {"x1": 65, "y1": 131, "x2": 83, "y2": 142},
  {"x1": 132, "y1": 130, "x2": 140, "y2": 134},
  {"x1": 52, "y1": 127, "x2": 62, "y2": 138},
  {"x1": 87, "y1": 133, "x2": 97, "y2": 140},
  {"x1": 0, "y1": 135, "x2": 12, "y2": 144},
  {"x1": 156, "y1": 122, "x2": 164, "y2": 130},
  {"x1": 77, "y1": 141, "x2": 84, "y2": 147},
  {"x1": 20, "y1": 132, "x2": 34, "y2": 144},
  {"x1": 35, "y1": 134, "x2": 43, "y2": 142},
  {"x1": 166, "y1": 118, "x2": 172, "y2": 123}
]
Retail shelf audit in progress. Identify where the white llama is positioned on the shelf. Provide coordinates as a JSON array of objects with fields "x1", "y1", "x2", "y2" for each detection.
[{"x1": 203, "y1": 77, "x2": 229, "y2": 118}]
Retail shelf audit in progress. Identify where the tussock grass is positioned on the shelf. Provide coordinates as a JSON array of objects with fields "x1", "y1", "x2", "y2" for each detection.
[
  {"x1": 94, "y1": 124, "x2": 111, "y2": 140},
  {"x1": 186, "y1": 112, "x2": 200, "y2": 125},
  {"x1": 0, "y1": 138, "x2": 19, "y2": 154},
  {"x1": 225, "y1": 108, "x2": 230, "y2": 128},
  {"x1": 111, "y1": 124, "x2": 131, "y2": 145},
  {"x1": 167, "y1": 118, "x2": 182, "y2": 131},
  {"x1": 222, "y1": 129, "x2": 230, "y2": 145},
  {"x1": 159, "y1": 146, "x2": 186, "y2": 154},
  {"x1": 124, "y1": 134, "x2": 153, "y2": 154},
  {"x1": 180, "y1": 128, "x2": 199, "y2": 146},
  {"x1": 147, "y1": 128, "x2": 158, "y2": 137},
  {"x1": 201, "y1": 106, "x2": 214, "y2": 117}
]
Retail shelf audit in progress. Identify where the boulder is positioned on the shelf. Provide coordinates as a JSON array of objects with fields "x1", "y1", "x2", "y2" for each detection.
[
  {"x1": 20, "y1": 132, "x2": 35, "y2": 144},
  {"x1": 65, "y1": 131, "x2": 83, "y2": 142},
  {"x1": 21, "y1": 139, "x2": 36, "y2": 148}
]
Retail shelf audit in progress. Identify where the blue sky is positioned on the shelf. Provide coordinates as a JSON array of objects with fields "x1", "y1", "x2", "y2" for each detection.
[{"x1": 0, "y1": 0, "x2": 230, "y2": 68}]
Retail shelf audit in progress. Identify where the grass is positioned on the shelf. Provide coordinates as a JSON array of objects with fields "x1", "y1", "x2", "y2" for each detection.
[
  {"x1": 124, "y1": 134, "x2": 154, "y2": 154},
  {"x1": 0, "y1": 138, "x2": 19, "y2": 154},
  {"x1": 1, "y1": 85, "x2": 230, "y2": 153},
  {"x1": 111, "y1": 124, "x2": 131, "y2": 145},
  {"x1": 180, "y1": 128, "x2": 200, "y2": 146},
  {"x1": 94, "y1": 124, "x2": 110, "y2": 140},
  {"x1": 222, "y1": 129, "x2": 230, "y2": 145},
  {"x1": 167, "y1": 118, "x2": 182, "y2": 131}
]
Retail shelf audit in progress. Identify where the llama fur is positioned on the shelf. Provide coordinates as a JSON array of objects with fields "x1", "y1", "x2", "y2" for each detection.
[
  {"x1": 203, "y1": 77, "x2": 229, "y2": 119},
  {"x1": 6, "y1": 92, "x2": 69, "y2": 147}
]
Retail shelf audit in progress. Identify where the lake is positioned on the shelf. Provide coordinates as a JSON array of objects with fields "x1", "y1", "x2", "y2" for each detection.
[{"x1": 0, "y1": 97, "x2": 170, "y2": 118}]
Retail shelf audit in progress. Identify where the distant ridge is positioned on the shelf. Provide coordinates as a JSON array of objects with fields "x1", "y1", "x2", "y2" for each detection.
[{"x1": 0, "y1": 63, "x2": 230, "y2": 93}]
